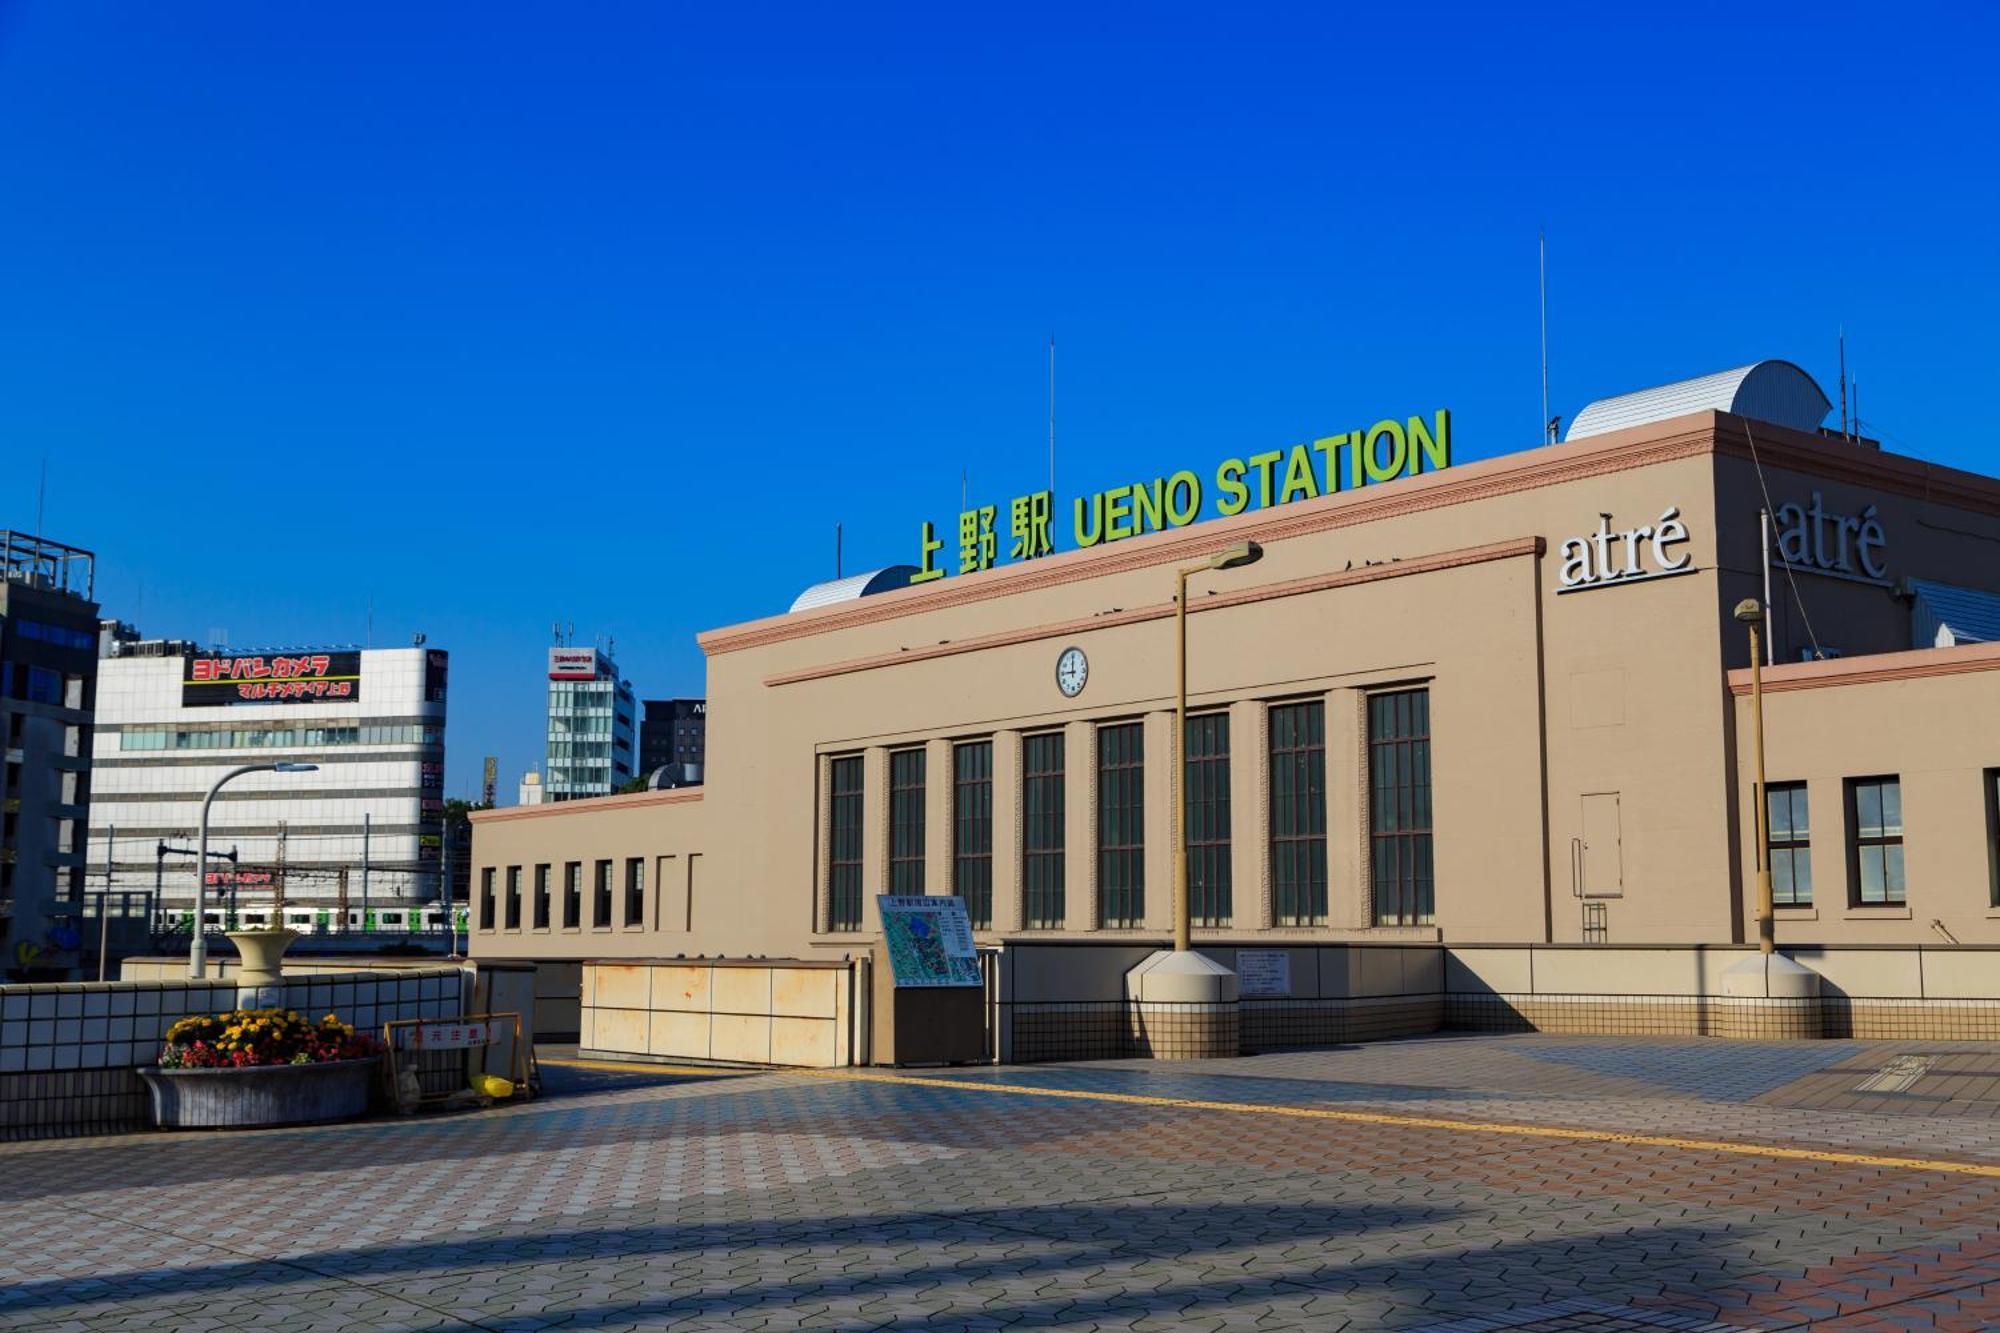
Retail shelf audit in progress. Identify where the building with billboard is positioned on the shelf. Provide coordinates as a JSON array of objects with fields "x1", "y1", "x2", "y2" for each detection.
[
  {"x1": 88, "y1": 637, "x2": 449, "y2": 933},
  {"x1": 469, "y1": 361, "x2": 2000, "y2": 1060},
  {"x1": 544, "y1": 645, "x2": 636, "y2": 800},
  {"x1": 639, "y1": 698, "x2": 705, "y2": 786},
  {"x1": 0, "y1": 532, "x2": 100, "y2": 979}
]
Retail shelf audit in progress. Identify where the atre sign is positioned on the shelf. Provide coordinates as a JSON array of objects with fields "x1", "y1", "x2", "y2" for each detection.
[
  {"x1": 1556, "y1": 506, "x2": 1695, "y2": 594},
  {"x1": 1774, "y1": 491, "x2": 1888, "y2": 584}
]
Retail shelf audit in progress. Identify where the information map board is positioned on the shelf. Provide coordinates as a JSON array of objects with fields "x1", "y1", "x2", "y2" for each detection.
[{"x1": 876, "y1": 895, "x2": 981, "y2": 988}]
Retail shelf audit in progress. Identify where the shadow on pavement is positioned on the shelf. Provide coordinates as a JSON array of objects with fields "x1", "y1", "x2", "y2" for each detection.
[{"x1": 0, "y1": 1199, "x2": 1760, "y2": 1331}]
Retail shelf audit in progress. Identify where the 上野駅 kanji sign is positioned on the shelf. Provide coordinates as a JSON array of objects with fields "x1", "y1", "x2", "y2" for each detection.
[{"x1": 912, "y1": 409, "x2": 1452, "y2": 582}]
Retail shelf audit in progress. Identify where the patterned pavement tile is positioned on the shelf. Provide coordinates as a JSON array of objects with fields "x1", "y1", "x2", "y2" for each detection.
[{"x1": 4, "y1": 1035, "x2": 2000, "y2": 1328}]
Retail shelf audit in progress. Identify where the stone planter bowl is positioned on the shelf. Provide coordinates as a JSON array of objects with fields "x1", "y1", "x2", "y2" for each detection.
[{"x1": 139, "y1": 1057, "x2": 381, "y2": 1130}]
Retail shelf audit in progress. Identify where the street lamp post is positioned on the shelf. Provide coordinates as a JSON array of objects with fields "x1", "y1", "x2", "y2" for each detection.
[
  {"x1": 190, "y1": 761, "x2": 319, "y2": 978},
  {"x1": 1733, "y1": 598, "x2": 1773, "y2": 954},
  {"x1": 1173, "y1": 541, "x2": 1264, "y2": 954}
]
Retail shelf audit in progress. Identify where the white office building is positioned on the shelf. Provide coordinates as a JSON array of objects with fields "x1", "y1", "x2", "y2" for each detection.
[
  {"x1": 544, "y1": 645, "x2": 636, "y2": 800},
  {"x1": 87, "y1": 633, "x2": 450, "y2": 933}
]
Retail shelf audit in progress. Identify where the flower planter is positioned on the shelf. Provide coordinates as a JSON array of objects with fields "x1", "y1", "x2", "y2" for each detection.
[{"x1": 139, "y1": 1057, "x2": 381, "y2": 1130}]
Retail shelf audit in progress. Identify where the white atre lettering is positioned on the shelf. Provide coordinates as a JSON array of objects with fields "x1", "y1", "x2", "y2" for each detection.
[
  {"x1": 1774, "y1": 492, "x2": 1887, "y2": 582},
  {"x1": 1557, "y1": 506, "x2": 1694, "y2": 593}
]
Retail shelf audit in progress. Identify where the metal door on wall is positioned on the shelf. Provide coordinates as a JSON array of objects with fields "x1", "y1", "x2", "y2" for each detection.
[{"x1": 1578, "y1": 792, "x2": 1623, "y2": 897}]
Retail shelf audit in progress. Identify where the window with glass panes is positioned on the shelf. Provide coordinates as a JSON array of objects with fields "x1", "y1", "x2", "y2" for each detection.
[
  {"x1": 1368, "y1": 689, "x2": 1434, "y2": 926},
  {"x1": 1269, "y1": 701, "x2": 1328, "y2": 925},
  {"x1": 1766, "y1": 782, "x2": 1811, "y2": 906},
  {"x1": 828, "y1": 756, "x2": 864, "y2": 931},
  {"x1": 953, "y1": 741, "x2": 993, "y2": 927},
  {"x1": 593, "y1": 859, "x2": 613, "y2": 926},
  {"x1": 1097, "y1": 723, "x2": 1145, "y2": 928},
  {"x1": 504, "y1": 866, "x2": 522, "y2": 929},
  {"x1": 1184, "y1": 713, "x2": 1231, "y2": 926},
  {"x1": 532, "y1": 864, "x2": 551, "y2": 929},
  {"x1": 889, "y1": 749, "x2": 926, "y2": 893},
  {"x1": 1022, "y1": 733, "x2": 1066, "y2": 928},
  {"x1": 478, "y1": 868, "x2": 495, "y2": 930},
  {"x1": 624, "y1": 857, "x2": 645, "y2": 927},
  {"x1": 563, "y1": 862, "x2": 581, "y2": 927},
  {"x1": 1848, "y1": 776, "x2": 1905, "y2": 905},
  {"x1": 1990, "y1": 770, "x2": 2000, "y2": 907}
]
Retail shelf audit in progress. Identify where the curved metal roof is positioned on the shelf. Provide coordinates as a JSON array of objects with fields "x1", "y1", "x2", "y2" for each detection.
[
  {"x1": 788, "y1": 565, "x2": 921, "y2": 614},
  {"x1": 1566, "y1": 360, "x2": 1831, "y2": 442},
  {"x1": 1907, "y1": 578, "x2": 2000, "y2": 648}
]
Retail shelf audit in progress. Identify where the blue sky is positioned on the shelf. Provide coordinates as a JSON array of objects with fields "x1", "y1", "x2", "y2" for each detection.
[{"x1": 3, "y1": 2, "x2": 1995, "y2": 796}]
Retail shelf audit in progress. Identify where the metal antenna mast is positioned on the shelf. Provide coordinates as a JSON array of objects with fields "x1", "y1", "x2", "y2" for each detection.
[
  {"x1": 1539, "y1": 232, "x2": 1553, "y2": 443},
  {"x1": 1838, "y1": 326, "x2": 1850, "y2": 441},
  {"x1": 1048, "y1": 334, "x2": 1056, "y2": 495}
]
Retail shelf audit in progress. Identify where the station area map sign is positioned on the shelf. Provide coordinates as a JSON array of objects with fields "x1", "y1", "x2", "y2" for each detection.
[{"x1": 877, "y1": 895, "x2": 981, "y2": 988}]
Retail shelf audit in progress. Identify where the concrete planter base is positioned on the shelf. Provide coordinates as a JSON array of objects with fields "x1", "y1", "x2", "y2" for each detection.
[{"x1": 139, "y1": 1058, "x2": 380, "y2": 1130}]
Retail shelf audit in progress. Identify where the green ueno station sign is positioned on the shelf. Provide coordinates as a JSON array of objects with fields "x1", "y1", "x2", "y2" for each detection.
[{"x1": 913, "y1": 409, "x2": 1453, "y2": 582}]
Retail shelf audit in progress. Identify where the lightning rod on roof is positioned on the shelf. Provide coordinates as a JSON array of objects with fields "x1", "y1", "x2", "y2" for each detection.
[
  {"x1": 1540, "y1": 232, "x2": 1554, "y2": 444},
  {"x1": 1838, "y1": 326, "x2": 1850, "y2": 442}
]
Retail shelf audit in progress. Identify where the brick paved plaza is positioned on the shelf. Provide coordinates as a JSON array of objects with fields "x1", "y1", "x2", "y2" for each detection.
[{"x1": 9, "y1": 1033, "x2": 2000, "y2": 1330}]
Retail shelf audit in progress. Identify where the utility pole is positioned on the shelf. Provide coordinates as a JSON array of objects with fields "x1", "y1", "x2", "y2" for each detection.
[
  {"x1": 361, "y1": 811, "x2": 371, "y2": 933},
  {"x1": 97, "y1": 824, "x2": 114, "y2": 982},
  {"x1": 442, "y1": 816, "x2": 460, "y2": 958}
]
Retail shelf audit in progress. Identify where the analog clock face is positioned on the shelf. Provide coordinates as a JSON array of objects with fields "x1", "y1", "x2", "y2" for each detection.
[{"x1": 1055, "y1": 646, "x2": 1088, "y2": 698}]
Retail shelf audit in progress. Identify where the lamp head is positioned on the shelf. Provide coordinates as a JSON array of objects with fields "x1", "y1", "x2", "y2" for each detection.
[
  {"x1": 1210, "y1": 540, "x2": 1264, "y2": 571},
  {"x1": 273, "y1": 762, "x2": 320, "y2": 774},
  {"x1": 1732, "y1": 598, "x2": 1765, "y2": 626}
]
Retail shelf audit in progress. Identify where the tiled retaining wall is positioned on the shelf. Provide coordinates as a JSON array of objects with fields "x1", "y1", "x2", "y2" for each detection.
[
  {"x1": 0, "y1": 967, "x2": 468, "y2": 1139},
  {"x1": 576, "y1": 942, "x2": 2000, "y2": 1072},
  {"x1": 580, "y1": 960, "x2": 859, "y2": 1068},
  {"x1": 997, "y1": 944, "x2": 1444, "y2": 1063},
  {"x1": 1003, "y1": 942, "x2": 2000, "y2": 1062},
  {"x1": 1446, "y1": 945, "x2": 2000, "y2": 1042}
]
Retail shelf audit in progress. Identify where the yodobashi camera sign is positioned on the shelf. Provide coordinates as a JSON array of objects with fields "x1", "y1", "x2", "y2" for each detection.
[
  {"x1": 182, "y1": 652, "x2": 362, "y2": 706},
  {"x1": 1555, "y1": 506, "x2": 1695, "y2": 593}
]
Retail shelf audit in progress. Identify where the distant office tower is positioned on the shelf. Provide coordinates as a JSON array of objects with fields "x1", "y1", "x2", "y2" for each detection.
[
  {"x1": 518, "y1": 771, "x2": 545, "y2": 805},
  {"x1": 0, "y1": 533, "x2": 100, "y2": 979},
  {"x1": 639, "y1": 698, "x2": 706, "y2": 786},
  {"x1": 89, "y1": 634, "x2": 450, "y2": 932},
  {"x1": 545, "y1": 646, "x2": 636, "y2": 800}
]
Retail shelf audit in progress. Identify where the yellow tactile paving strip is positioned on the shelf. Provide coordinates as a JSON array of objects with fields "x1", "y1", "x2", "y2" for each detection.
[{"x1": 544, "y1": 1055, "x2": 2000, "y2": 1181}]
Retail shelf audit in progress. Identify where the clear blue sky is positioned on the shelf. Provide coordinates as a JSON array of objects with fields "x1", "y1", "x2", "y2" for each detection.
[{"x1": 3, "y1": 3, "x2": 1995, "y2": 797}]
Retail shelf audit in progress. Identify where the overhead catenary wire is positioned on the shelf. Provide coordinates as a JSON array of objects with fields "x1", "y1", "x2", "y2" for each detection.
[{"x1": 1740, "y1": 419, "x2": 1825, "y2": 660}]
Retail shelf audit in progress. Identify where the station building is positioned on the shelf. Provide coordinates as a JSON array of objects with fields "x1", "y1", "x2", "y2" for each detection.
[{"x1": 470, "y1": 362, "x2": 2000, "y2": 1062}]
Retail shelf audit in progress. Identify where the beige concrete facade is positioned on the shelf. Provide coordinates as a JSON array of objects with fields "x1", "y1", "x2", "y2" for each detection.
[
  {"x1": 470, "y1": 410, "x2": 2000, "y2": 975},
  {"x1": 1729, "y1": 643, "x2": 2000, "y2": 946}
]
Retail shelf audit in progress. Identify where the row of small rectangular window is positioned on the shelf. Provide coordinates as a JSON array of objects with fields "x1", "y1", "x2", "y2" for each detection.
[
  {"x1": 13, "y1": 619, "x2": 97, "y2": 651},
  {"x1": 120, "y1": 723, "x2": 441, "y2": 751},
  {"x1": 1767, "y1": 771, "x2": 2000, "y2": 908},
  {"x1": 1, "y1": 662, "x2": 76, "y2": 707},
  {"x1": 479, "y1": 858, "x2": 646, "y2": 931},
  {"x1": 828, "y1": 688, "x2": 1434, "y2": 933}
]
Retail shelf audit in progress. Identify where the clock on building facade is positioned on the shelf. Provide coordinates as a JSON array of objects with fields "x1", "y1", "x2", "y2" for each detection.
[{"x1": 1055, "y1": 646, "x2": 1088, "y2": 698}]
